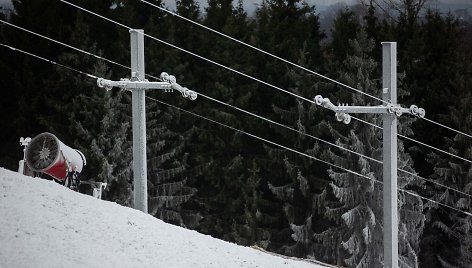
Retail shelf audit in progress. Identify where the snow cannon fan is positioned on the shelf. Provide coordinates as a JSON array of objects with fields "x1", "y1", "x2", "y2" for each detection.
[{"x1": 25, "y1": 132, "x2": 86, "y2": 190}]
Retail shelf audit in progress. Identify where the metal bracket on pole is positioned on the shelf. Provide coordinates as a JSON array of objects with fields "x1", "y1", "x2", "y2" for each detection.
[
  {"x1": 97, "y1": 73, "x2": 198, "y2": 100},
  {"x1": 160, "y1": 72, "x2": 198, "y2": 100},
  {"x1": 313, "y1": 94, "x2": 425, "y2": 124}
]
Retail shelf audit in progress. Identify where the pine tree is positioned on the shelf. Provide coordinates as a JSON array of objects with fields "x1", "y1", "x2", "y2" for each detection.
[
  {"x1": 250, "y1": 0, "x2": 333, "y2": 259},
  {"x1": 146, "y1": 99, "x2": 199, "y2": 227},
  {"x1": 262, "y1": 46, "x2": 332, "y2": 258},
  {"x1": 0, "y1": 0, "x2": 77, "y2": 169},
  {"x1": 419, "y1": 27, "x2": 472, "y2": 268},
  {"x1": 178, "y1": 0, "x2": 266, "y2": 241}
]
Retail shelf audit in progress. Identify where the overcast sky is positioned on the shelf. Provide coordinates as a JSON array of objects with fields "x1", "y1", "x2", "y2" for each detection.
[
  {"x1": 161, "y1": 0, "x2": 358, "y2": 12},
  {"x1": 1, "y1": 0, "x2": 471, "y2": 13}
]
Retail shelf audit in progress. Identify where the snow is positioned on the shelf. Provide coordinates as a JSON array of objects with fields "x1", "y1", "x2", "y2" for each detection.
[{"x1": 0, "y1": 168, "x2": 330, "y2": 268}]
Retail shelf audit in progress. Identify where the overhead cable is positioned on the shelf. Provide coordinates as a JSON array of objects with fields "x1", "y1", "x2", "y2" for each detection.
[
  {"x1": 139, "y1": 0, "x2": 386, "y2": 105},
  {"x1": 199, "y1": 91, "x2": 472, "y2": 199},
  {"x1": 59, "y1": 0, "x2": 472, "y2": 167},
  {"x1": 0, "y1": 19, "x2": 130, "y2": 72},
  {"x1": 139, "y1": 0, "x2": 472, "y2": 141},
  {"x1": 146, "y1": 95, "x2": 472, "y2": 218},
  {"x1": 26, "y1": 0, "x2": 470, "y2": 196},
  {"x1": 0, "y1": 19, "x2": 162, "y2": 82},
  {"x1": 356, "y1": 114, "x2": 472, "y2": 164},
  {"x1": 0, "y1": 43, "x2": 98, "y2": 79},
  {"x1": 5, "y1": 40, "x2": 471, "y2": 217},
  {"x1": 422, "y1": 117, "x2": 472, "y2": 139}
]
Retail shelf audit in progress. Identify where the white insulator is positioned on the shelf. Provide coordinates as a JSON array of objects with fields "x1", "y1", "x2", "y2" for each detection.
[
  {"x1": 314, "y1": 95, "x2": 324, "y2": 106},
  {"x1": 410, "y1": 105, "x2": 419, "y2": 115},
  {"x1": 182, "y1": 88, "x2": 189, "y2": 98},
  {"x1": 189, "y1": 91, "x2": 198, "y2": 100},
  {"x1": 387, "y1": 103, "x2": 395, "y2": 114},
  {"x1": 160, "y1": 72, "x2": 169, "y2": 81},
  {"x1": 168, "y1": 75, "x2": 176, "y2": 84},
  {"x1": 343, "y1": 114, "x2": 351, "y2": 124},
  {"x1": 335, "y1": 112, "x2": 344, "y2": 122},
  {"x1": 97, "y1": 78, "x2": 106, "y2": 88},
  {"x1": 418, "y1": 108, "x2": 425, "y2": 118},
  {"x1": 97, "y1": 78, "x2": 113, "y2": 91}
]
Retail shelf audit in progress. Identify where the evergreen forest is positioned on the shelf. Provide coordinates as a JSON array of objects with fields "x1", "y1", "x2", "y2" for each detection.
[{"x1": 1, "y1": 0, "x2": 471, "y2": 267}]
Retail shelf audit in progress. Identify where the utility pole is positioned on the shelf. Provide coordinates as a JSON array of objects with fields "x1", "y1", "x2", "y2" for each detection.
[
  {"x1": 314, "y1": 42, "x2": 424, "y2": 268},
  {"x1": 382, "y1": 42, "x2": 398, "y2": 268},
  {"x1": 130, "y1": 29, "x2": 147, "y2": 213},
  {"x1": 96, "y1": 29, "x2": 197, "y2": 213}
]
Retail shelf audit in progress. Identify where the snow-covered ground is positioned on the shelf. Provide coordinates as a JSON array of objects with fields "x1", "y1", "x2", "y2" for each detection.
[{"x1": 0, "y1": 168, "x2": 332, "y2": 268}]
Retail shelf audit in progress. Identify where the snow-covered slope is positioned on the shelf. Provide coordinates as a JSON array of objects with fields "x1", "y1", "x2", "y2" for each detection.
[{"x1": 0, "y1": 168, "x2": 331, "y2": 268}]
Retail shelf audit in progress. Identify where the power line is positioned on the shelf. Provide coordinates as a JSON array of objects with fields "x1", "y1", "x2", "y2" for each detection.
[
  {"x1": 139, "y1": 0, "x2": 386, "y2": 105},
  {"x1": 9, "y1": 1, "x2": 472, "y2": 199},
  {"x1": 57, "y1": 0, "x2": 326, "y2": 105},
  {"x1": 358, "y1": 114, "x2": 472, "y2": 164},
  {"x1": 197, "y1": 92, "x2": 381, "y2": 164},
  {"x1": 7, "y1": 22, "x2": 465, "y2": 199},
  {"x1": 0, "y1": 19, "x2": 130, "y2": 72},
  {"x1": 58, "y1": 0, "x2": 472, "y2": 168},
  {"x1": 0, "y1": 19, "x2": 162, "y2": 82},
  {"x1": 200, "y1": 91, "x2": 472, "y2": 199},
  {"x1": 139, "y1": 0, "x2": 472, "y2": 141},
  {"x1": 55, "y1": 0, "x2": 472, "y2": 200},
  {"x1": 12, "y1": 0, "x2": 467, "y2": 195},
  {"x1": 145, "y1": 95, "x2": 472, "y2": 218},
  {"x1": 422, "y1": 117, "x2": 472, "y2": 139},
  {"x1": 398, "y1": 168, "x2": 472, "y2": 200},
  {"x1": 5, "y1": 40, "x2": 471, "y2": 218},
  {"x1": 146, "y1": 96, "x2": 376, "y2": 181},
  {"x1": 0, "y1": 43, "x2": 98, "y2": 79},
  {"x1": 399, "y1": 134, "x2": 472, "y2": 164}
]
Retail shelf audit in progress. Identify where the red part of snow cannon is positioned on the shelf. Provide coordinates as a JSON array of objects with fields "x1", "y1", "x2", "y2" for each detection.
[{"x1": 25, "y1": 132, "x2": 86, "y2": 182}]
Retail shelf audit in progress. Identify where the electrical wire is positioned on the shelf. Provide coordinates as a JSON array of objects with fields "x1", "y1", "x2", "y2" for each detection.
[
  {"x1": 398, "y1": 168, "x2": 472, "y2": 199},
  {"x1": 0, "y1": 19, "x2": 130, "y2": 72},
  {"x1": 57, "y1": 0, "x2": 324, "y2": 104},
  {"x1": 139, "y1": 0, "x2": 386, "y2": 105},
  {"x1": 4, "y1": 40, "x2": 471, "y2": 218},
  {"x1": 198, "y1": 91, "x2": 381, "y2": 164},
  {"x1": 7, "y1": 0, "x2": 471, "y2": 199},
  {"x1": 0, "y1": 43, "x2": 98, "y2": 79},
  {"x1": 399, "y1": 134, "x2": 472, "y2": 164},
  {"x1": 51, "y1": 0, "x2": 472, "y2": 199},
  {"x1": 58, "y1": 0, "x2": 472, "y2": 167},
  {"x1": 145, "y1": 95, "x2": 472, "y2": 218},
  {"x1": 197, "y1": 91, "x2": 472, "y2": 199},
  {"x1": 140, "y1": 0, "x2": 472, "y2": 141},
  {"x1": 354, "y1": 114, "x2": 472, "y2": 164},
  {"x1": 200, "y1": 91, "x2": 472, "y2": 199},
  {"x1": 0, "y1": 19, "x2": 163, "y2": 82},
  {"x1": 422, "y1": 117, "x2": 472, "y2": 139}
]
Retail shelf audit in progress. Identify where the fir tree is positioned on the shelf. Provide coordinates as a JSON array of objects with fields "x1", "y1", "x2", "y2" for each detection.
[
  {"x1": 251, "y1": 0, "x2": 331, "y2": 259},
  {"x1": 146, "y1": 99, "x2": 199, "y2": 227},
  {"x1": 419, "y1": 30, "x2": 472, "y2": 268}
]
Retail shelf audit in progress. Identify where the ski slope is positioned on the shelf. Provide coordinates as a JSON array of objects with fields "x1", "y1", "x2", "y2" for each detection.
[{"x1": 0, "y1": 168, "x2": 331, "y2": 268}]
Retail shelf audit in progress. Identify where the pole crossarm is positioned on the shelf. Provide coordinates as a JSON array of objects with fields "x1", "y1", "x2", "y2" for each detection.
[
  {"x1": 96, "y1": 72, "x2": 198, "y2": 101},
  {"x1": 314, "y1": 94, "x2": 425, "y2": 125}
]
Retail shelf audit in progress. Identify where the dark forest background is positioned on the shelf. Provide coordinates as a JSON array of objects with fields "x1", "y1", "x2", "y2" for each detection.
[{"x1": 1, "y1": 0, "x2": 472, "y2": 267}]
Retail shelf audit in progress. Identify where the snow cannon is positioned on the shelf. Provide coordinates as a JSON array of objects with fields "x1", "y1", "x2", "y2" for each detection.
[{"x1": 25, "y1": 132, "x2": 85, "y2": 188}]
